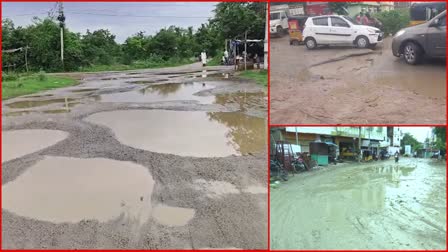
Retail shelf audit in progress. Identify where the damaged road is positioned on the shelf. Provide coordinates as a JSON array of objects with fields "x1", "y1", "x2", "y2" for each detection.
[
  {"x1": 2, "y1": 62, "x2": 267, "y2": 249},
  {"x1": 270, "y1": 158, "x2": 446, "y2": 250},
  {"x1": 270, "y1": 36, "x2": 446, "y2": 124}
]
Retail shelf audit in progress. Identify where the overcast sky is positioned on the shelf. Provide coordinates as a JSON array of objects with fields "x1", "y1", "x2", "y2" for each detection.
[
  {"x1": 400, "y1": 127, "x2": 434, "y2": 142},
  {"x1": 2, "y1": 2, "x2": 217, "y2": 43}
]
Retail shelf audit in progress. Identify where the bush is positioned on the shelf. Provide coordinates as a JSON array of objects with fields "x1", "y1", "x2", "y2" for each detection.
[
  {"x1": 374, "y1": 9, "x2": 410, "y2": 36},
  {"x1": 38, "y1": 71, "x2": 47, "y2": 81},
  {"x1": 2, "y1": 73, "x2": 19, "y2": 81}
]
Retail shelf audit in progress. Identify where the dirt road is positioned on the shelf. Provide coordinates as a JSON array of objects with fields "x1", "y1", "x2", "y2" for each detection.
[
  {"x1": 270, "y1": 36, "x2": 446, "y2": 124},
  {"x1": 270, "y1": 158, "x2": 446, "y2": 250},
  {"x1": 2, "y1": 63, "x2": 267, "y2": 249}
]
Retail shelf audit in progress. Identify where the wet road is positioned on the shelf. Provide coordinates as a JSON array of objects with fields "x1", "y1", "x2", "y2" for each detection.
[
  {"x1": 2, "y1": 62, "x2": 267, "y2": 249},
  {"x1": 270, "y1": 36, "x2": 446, "y2": 124},
  {"x1": 270, "y1": 158, "x2": 446, "y2": 250}
]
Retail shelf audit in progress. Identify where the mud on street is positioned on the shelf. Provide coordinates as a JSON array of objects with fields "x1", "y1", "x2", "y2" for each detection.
[
  {"x1": 270, "y1": 158, "x2": 446, "y2": 250},
  {"x1": 2, "y1": 63, "x2": 267, "y2": 249},
  {"x1": 270, "y1": 36, "x2": 446, "y2": 124}
]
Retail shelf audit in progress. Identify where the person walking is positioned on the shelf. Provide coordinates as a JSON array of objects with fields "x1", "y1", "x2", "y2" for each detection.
[
  {"x1": 394, "y1": 151, "x2": 399, "y2": 163},
  {"x1": 224, "y1": 49, "x2": 229, "y2": 65}
]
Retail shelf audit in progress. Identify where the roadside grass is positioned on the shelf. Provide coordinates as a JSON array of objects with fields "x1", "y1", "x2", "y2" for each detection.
[
  {"x1": 78, "y1": 58, "x2": 195, "y2": 72},
  {"x1": 239, "y1": 69, "x2": 267, "y2": 87},
  {"x1": 2, "y1": 73, "x2": 78, "y2": 100}
]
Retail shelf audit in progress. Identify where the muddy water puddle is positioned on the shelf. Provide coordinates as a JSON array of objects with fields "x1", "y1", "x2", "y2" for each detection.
[
  {"x1": 6, "y1": 98, "x2": 78, "y2": 109},
  {"x1": 2, "y1": 130, "x2": 69, "y2": 163},
  {"x1": 70, "y1": 88, "x2": 99, "y2": 93},
  {"x1": 99, "y1": 82, "x2": 216, "y2": 104},
  {"x1": 2, "y1": 156, "x2": 154, "y2": 223},
  {"x1": 152, "y1": 205, "x2": 195, "y2": 226},
  {"x1": 85, "y1": 110, "x2": 266, "y2": 157}
]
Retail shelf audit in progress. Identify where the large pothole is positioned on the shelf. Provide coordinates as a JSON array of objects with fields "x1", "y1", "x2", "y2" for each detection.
[
  {"x1": 2, "y1": 156, "x2": 155, "y2": 224},
  {"x1": 85, "y1": 110, "x2": 266, "y2": 157},
  {"x1": 2, "y1": 130, "x2": 69, "y2": 162}
]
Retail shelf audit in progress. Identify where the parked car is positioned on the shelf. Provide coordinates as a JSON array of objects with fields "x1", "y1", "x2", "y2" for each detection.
[
  {"x1": 392, "y1": 10, "x2": 446, "y2": 65},
  {"x1": 303, "y1": 15, "x2": 383, "y2": 50}
]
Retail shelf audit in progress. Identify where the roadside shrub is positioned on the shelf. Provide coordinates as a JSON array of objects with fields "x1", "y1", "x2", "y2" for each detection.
[
  {"x1": 38, "y1": 71, "x2": 47, "y2": 81},
  {"x1": 374, "y1": 9, "x2": 410, "y2": 36},
  {"x1": 2, "y1": 73, "x2": 19, "y2": 81}
]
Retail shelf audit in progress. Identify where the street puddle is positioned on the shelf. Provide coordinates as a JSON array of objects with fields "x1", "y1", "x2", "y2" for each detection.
[
  {"x1": 363, "y1": 164, "x2": 416, "y2": 183},
  {"x1": 99, "y1": 82, "x2": 216, "y2": 104},
  {"x1": 214, "y1": 92, "x2": 266, "y2": 109},
  {"x1": 85, "y1": 110, "x2": 266, "y2": 157},
  {"x1": 152, "y1": 205, "x2": 195, "y2": 226},
  {"x1": 243, "y1": 185, "x2": 267, "y2": 194},
  {"x1": 129, "y1": 79, "x2": 169, "y2": 84},
  {"x1": 2, "y1": 130, "x2": 68, "y2": 163},
  {"x1": 194, "y1": 179, "x2": 240, "y2": 198},
  {"x1": 2, "y1": 156, "x2": 154, "y2": 224},
  {"x1": 4, "y1": 111, "x2": 32, "y2": 117},
  {"x1": 70, "y1": 88, "x2": 99, "y2": 93},
  {"x1": 23, "y1": 94, "x2": 54, "y2": 98},
  {"x1": 6, "y1": 98, "x2": 77, "y2": 109}
]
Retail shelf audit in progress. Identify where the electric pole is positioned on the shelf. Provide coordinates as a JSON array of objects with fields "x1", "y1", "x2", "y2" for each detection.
[
  {"x1": 264, "y1": 2, "x2": 268, "y2": 69},
  {"x1": 57, "y1": 2, "x2": 65, "y2": 69}
]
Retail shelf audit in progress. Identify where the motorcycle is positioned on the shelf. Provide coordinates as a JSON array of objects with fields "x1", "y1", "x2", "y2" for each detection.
[{"x1": 270, "y1": 160, "x2": 288, "y2": 181}]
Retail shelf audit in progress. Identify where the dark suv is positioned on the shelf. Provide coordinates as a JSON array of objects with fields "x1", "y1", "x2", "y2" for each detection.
[{"x1": 392, "y1": 10, "x2": 446, "y2": 65}]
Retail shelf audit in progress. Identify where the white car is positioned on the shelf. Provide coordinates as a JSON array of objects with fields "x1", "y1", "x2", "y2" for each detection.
[{"x1": 303, "y1": 15, "x2": 384, "y2": 49}]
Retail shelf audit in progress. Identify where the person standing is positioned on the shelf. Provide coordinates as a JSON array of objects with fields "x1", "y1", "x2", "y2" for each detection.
[
  {"x1": 224, "y1": 50, "x2": 229, "y2": 65},
  {"x1": 394, "y1": 151, "x2": 399, "y2": 163},
  {"x1": 356, "y1": 12, "x2": 363, "y2": 24},
  {"x1": 201, "y1": 50, "x2": 207, "y2": 67}
]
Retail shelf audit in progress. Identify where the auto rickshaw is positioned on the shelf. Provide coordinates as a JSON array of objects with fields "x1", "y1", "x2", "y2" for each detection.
[{"x1": 288, "y1": 16, "x2": 308, "y2": 46}]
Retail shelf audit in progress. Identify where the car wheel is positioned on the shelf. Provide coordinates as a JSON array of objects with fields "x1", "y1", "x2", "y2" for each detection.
[
  {"x1": 403, "y1": 42, "x2": 422, "y2": 65},
  {"x1": 276, "y1": 26, "x2": 283, "y2": 35},
  {"x1": 305, "y1": 38, "x2": 317, "y2": 50},
  {"x1": 355, "y1": 36, "x2": 370, "y2": 48},
  {"x1": 291, "y1": 40, "x2": 300, "y2": 46}
]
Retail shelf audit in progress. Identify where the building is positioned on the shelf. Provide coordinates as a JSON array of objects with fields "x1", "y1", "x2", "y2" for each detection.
[
  {"x1": 347, "y1": 2, "x2": 394, "y2": 17},
  {"x1": 305, "y1": 2, "x2": 332, "y2": 16},
  {"x1": 394, "y1": 2, "x2": 412, "y2": 9},
  {"x1": 271, "y1": 127, "x2": 392, "y2": 160}
]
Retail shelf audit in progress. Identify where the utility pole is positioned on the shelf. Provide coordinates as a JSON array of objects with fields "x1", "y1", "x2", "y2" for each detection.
[
  {"x1": 358, "y1": 127, "x2": 362, "y2": 162},
  {"x1": 264, "y1": 2, "x2": 268, "y2": 69},
  {"x1": 24, "y1": 46, "x2": 29, "y2": 72},
  {"x1": 244, "y1": 31, "x2": 247, "y2": 71},
  {"x1": 57, "y1": 2, "x2": 65, "y2": 69}
]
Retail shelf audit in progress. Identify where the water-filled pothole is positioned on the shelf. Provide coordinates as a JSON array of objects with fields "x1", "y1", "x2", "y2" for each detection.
[
  {"x1": 2, "y1": 156, "x2": 155, "y2": 223},
  {"x1": 6, "y1": 98, "x2": 78, "y2": 109},
  {"x1": 152, "y1": 205, "x2": 195, "y2": 226},
  {"x1": 2, "y1": 130, "x2": 68, "y2": 162},
  {"x1": 99, "y1": 82, "x2": 215, "y2": 104},
  {"x1": 85, "y1": 110, "x2": 266, "y2": 157}
]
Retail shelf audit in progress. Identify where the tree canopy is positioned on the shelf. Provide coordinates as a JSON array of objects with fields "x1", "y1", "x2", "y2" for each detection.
[{"x1": 2, "y1": 2, "x2": 266, "y2": 72}]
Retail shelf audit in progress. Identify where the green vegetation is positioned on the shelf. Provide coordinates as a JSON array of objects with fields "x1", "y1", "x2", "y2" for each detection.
[
  {"x1": 2, "y1": 73, "x2": 77, "y2": 99},
  {"x1": 374, "y1": 9, "x2": 410, "y2": 35},
  {"x1": 2, "y1": 3, "x2": 265, "y2": 73},
  {"x1": 401, "y1": 133, "x2": 422, "y2": 154},
  {"x1": 432, "y1": 127, "x2": 446, "y2": 151},
  {"x1": 239, "y1": 70, "x2": 267, "y2": 87}
]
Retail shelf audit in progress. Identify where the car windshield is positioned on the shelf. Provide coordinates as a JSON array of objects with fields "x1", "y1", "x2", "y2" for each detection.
[
  {"x1": 344, "y1": 16, "x2": 359, "y2": 25},
  {"x1": 270, "y1": 13, "x2": 280, "y2": 20}
]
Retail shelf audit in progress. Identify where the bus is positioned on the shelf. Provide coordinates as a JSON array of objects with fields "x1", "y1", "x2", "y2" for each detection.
[{"x1": 410, "y1": 2, "x2": 446, "y2": 26}]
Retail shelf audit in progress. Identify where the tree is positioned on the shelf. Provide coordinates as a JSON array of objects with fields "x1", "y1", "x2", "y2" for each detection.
[
  {"x1": 374, "y1": 9, "x2": 410, "y2": 35},
  {"x1": 432, "y1": 127, "x2": 446, "y2": 151},
  {"x1": 329, "y1": 2, "x2": 349, "y2": 15},
  {"x1": 401, "y1": 133, "x2": 422, "y2": 154}
]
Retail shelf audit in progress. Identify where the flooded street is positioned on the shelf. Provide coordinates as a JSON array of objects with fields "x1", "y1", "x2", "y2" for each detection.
[
  {"x1": 2, "y1": 63, "x2": 267, "y2": 249},
  {"x1": 270, "y1": 36, "x2": 446, "y2": 124},
  {"x1": 270, "y1": 158, "x2": 446, "y2": 250}
]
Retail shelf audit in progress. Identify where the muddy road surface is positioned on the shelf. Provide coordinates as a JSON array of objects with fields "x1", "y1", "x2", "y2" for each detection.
[
  {"x1": 270, "y1": 36, "x2": 446, "y2": 124},
  {"x1": 2, "y1": 63, "x2": 267, "y2": 249},
  {"x1": 270, "y1": 158, "x2": 446, "y2": 250}
]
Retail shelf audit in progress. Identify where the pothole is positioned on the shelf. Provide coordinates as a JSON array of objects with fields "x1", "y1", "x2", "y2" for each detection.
[
  {"x1": 98, "y1": 82, "x2": 216, "y2": 104},
  {"x1": 193, "y1": 179, "x2": 240, "y2": 198},
  {"x1": 85, "y1": 110, "x2": 266, "y2": 157},
  {"x1": 6, "y1": 98, "x2": 78, "y2": 109},
  {"x1": 2, "y1": 130, "x2": 69, "y2": 162},
  {"x1": 152, "y1": 205, "x2": 195, "y2": 226},
  {"x1": 2, "y1": 156, "x2": 155, "y2": 224}
]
